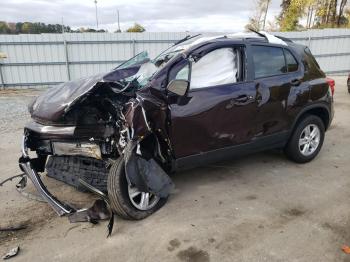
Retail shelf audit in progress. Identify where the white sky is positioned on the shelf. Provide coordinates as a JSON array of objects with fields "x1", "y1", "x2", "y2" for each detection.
[{"x1": 1, "y1": 0, "x2": 282, "y2": 32}]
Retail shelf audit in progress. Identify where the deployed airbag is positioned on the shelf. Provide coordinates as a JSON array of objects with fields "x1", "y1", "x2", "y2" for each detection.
[{"x1": 191, "y1": 48, "x2": 237, "y2": 89}]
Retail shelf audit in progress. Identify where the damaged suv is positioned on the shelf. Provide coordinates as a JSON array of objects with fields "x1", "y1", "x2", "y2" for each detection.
[{"x1": 19, "y1": 32, "x2": 334, "y2": 220}]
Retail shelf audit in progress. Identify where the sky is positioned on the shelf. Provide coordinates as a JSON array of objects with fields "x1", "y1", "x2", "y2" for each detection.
[{"x1": 1, "y1": 0, "x2": 282, "y2": 32}]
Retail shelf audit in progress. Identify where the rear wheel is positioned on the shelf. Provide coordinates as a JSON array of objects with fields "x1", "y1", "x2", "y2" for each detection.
[
  {"x1": 347, "y1": 78, "x2": 350, "y2": 93},
  {"x1": 107, "y1": 158, "x2": 168, "y2": 220},
  {"x1": 284, "y1": 115, "x2": 325, "y2": 163}
]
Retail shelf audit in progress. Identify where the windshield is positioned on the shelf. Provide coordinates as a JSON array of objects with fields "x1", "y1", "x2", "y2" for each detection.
[
  {"x1": 116, "y1": 51, "x2": 150, "y2": 70},
  {"x1": 119, "y1": 35, "x2": 208, "y2": 87}
]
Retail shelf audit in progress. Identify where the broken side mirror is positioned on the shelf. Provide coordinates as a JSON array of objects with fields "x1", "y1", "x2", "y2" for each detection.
[{"x1": 167, "y1": 79, "x2": 189, "y2": 96}]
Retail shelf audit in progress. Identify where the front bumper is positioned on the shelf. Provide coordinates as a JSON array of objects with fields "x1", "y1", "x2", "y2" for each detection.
[{"x1": 19, "y1": 135, "x2": 76, "y2": 216}]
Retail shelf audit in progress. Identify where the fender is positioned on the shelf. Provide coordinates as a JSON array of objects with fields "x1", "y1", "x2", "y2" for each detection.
[
  {"x1": 122, "y1": 97, "x2": 174, "y2": 197},
  {"x1": 290, "y1": 102, "x2": 332, "y2": 134}
]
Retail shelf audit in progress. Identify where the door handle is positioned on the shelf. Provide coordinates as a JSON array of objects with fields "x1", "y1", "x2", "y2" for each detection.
[
  {"x1": 234, "y1": 95, "x2": 254, "y2": 103},
  {"x1": 225, "y1": 95, "x2": 254, "y2": 109},
  {"x1": 290, "y1": 79, "x2": 301, "y2": 86}
]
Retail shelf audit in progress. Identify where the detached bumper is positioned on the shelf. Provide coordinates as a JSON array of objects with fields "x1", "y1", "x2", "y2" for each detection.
[{"x1": 19, "y1": 135, "x2": 76, "y2": 216}]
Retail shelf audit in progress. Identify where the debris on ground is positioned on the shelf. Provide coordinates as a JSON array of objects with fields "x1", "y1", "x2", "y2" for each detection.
[
  {"x1": 0, "y1": 221, "x2": 28, "y2": 232},
  {"x1": 2, "y1": 246, "x2": 20, "y2": 260},
  {"x1": 0, "y1": 174, "x2": 24, "y2": 187},
  {"x1": 15, "y1": 176, "x2": 45, "y2": 203},
  {"x1": 78, "y1": 179, "x2": 116, "y2": 237},
  {"x1": 68, "y1": 199, "x2": 110, "y2": 224},
  {"x1": 342, "y1": 245, "x2": 350, "y2": 254}
]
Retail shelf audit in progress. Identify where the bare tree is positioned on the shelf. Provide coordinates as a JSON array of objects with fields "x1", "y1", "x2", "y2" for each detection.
[
  {"x1": 245, "y1": 0, "x2": 272, "y2": 31},
  {"x1": 337, "y1": 0, "x2": 348, "y2": 25}
]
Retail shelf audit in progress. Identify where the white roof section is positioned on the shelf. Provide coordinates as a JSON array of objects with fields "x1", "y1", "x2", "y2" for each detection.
[
  {"x1": 259, "y1": 31, "x2": 288, "y2": 46},
  {"x1": 174, "y1": 31, "x2": 287, "y2": 52}
]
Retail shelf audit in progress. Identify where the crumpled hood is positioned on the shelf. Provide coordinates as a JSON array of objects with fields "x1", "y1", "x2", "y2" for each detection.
[{"x1": 29, "y1": 65, "x2": 141, "y2": 123}]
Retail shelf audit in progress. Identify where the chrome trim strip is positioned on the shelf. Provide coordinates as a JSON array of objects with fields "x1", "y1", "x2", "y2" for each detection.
[
  {"x1": 25, "y1": 121, "x2": 75, "y2": 135},
  {"x1": 19, "y1": 134, "x2": 75, "y2": 216},
  {"x1": 19, "y1": 162, "x2": 75, "y2": 216}
]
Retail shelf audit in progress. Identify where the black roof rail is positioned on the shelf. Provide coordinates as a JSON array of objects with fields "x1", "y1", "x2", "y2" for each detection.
[
  {"x1": 274, "y1": 35, "x2": 293, "y2": 43},
  {"x1": 247, "y1": 28, "x2": 267, "y2": 39}
]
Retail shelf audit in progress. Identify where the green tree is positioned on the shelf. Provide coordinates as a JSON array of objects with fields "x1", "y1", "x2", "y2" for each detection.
[
  {"x1": 0, "y1": 21, "x2": 10, "y2": 34},
  {"x1": 279, "y1": 0, "x2": 309, "y2": 31},
  {"x1": 21, "y1": 22, "x2": 33, "y2": 33},
  {"x1": 126, "y1": 23, "x2": 146, "y2": 32}
]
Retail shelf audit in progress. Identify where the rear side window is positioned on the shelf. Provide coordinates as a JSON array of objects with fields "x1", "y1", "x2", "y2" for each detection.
[
  {"x1": 284, "y1": 49, "x2": 298, "y2": 72},
  {"x1": 304, "y1": 47, "x2": 320, "y2": 69},
  {"x1": 252, "y1": 46, "x2": 286, "y2": 78}
]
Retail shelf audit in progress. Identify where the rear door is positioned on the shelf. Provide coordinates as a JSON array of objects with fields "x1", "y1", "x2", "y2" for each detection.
[
  {"x1": 251, "y1": 44, "x2": 302, "y2": 139},
  {"x1": 168, "y1": 45, "x2": 257, "y2": 158}
]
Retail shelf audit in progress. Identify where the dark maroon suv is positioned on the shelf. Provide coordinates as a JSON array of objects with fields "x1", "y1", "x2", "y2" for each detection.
[{"x1": 19, "y1": 32, "x2": 334, "y2": 220}]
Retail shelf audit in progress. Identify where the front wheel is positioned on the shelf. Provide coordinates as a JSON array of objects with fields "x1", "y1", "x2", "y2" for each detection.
[
  {"x1": 107, "y1": 158, "x2": 168, "y2": 220},
  {"x1": 284, "y1": 115, "x2": 325, "y2": 163}
]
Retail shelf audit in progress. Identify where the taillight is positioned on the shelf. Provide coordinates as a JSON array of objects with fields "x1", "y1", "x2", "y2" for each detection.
[{"x1": 326, "y1": 77, "x2": 335, "y2": 96}]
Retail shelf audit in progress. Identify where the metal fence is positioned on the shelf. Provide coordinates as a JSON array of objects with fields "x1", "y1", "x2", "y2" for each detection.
[{"x1": 0, "y1": 29, "x2": 349, "y2": 89}]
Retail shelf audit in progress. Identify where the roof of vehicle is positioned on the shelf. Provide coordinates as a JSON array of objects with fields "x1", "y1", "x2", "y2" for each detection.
[{"x1": 179, "y1": 32, "x2": 298, "y2": 50}]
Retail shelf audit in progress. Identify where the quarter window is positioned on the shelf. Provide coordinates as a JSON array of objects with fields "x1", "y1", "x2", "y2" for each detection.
[
  {"x1": 252, "y1": 46, "x2": 286, "y2": 78},
  {"x1": 174, "y1": 64, "x2": 190, "y2": 81},
  {"x1": 284, "y1": 49, "x2": 298, "y2": 72}
]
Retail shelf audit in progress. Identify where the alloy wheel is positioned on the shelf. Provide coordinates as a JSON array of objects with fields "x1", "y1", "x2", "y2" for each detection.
[
  {"x1": 298, "y1": 124, "x2": 321, "y2": 156},
  {"x1": 127, "y1": 184, "x2": 160, "y2": 211}
]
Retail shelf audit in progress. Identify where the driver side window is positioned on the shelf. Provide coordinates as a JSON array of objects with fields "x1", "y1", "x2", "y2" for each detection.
[
  {"x1": 190, "y1": 48, "x2": 237, "y2": 89},
  {"x1": 168, "y1": 47, "x2": 240, "y2": 89}
]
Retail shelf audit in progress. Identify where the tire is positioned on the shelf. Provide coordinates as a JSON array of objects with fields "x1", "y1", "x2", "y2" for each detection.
[
  {"x1": 107, "y1": 158, "x2": 168, "y2": 220},
  {"x1": 284, "y1": 115, "x2": 325, "y2": 163},
  {"x1": 347, "y1": 79, "x2": 350, "y2": 93},
  {"x1": 46, "y1": 156, "x2": 108, "y2": 192}
]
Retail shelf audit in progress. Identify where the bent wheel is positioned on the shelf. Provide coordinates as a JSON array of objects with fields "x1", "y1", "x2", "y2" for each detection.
[{"x1": 107, "y1": 158, "x2": 167, "y2": 220}]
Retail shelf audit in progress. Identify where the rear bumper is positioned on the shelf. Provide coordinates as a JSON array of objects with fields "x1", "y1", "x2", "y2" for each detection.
[{"x1": 19, "y1": 134, "x2": 76, "y2": 216}]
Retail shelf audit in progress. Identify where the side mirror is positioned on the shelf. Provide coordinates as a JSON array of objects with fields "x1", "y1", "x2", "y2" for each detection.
[{"x1": 167, "y1": 79, "x2": 189, "y2": 96}]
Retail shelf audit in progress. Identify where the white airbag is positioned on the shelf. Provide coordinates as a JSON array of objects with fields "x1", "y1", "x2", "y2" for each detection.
[{"x1": 191, "y1": 48, "x2": 237, "y2": 89}]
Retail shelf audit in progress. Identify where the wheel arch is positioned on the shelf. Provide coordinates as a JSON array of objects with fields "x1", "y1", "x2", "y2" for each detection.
[{"x1": 291, "y1": 104, "x2": 331, "y2": 135}]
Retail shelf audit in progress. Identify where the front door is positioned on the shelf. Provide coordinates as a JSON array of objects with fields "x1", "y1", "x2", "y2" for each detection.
[{"x1": 168, "y1": 46, "x2": 257, "y2": 159}]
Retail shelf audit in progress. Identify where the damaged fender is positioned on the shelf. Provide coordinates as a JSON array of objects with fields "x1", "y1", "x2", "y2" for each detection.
[{"x1": 122, "y1": 98, "x2": 174, "y2": 198}]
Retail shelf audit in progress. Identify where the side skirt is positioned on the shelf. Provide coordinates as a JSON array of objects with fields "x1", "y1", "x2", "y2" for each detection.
[{"x1": 174, "y1": 131, "x2": 289, "y2": 171}]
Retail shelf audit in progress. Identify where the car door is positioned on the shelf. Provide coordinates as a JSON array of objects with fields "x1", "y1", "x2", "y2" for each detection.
[
  {"x1": 168, "y1": 46, "x2": 258, "y2": 159},
  {"x1": 251, "y1": 44, "x2": 303, "y2": 140}
]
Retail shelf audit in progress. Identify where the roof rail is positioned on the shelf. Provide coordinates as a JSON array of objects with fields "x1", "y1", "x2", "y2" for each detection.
[
  {"x1": 247, "y1": 28, "x2": 288, "y2": 46},
  {"x1": 274, "y1": 35, "x2": 293, "y2": 43}
]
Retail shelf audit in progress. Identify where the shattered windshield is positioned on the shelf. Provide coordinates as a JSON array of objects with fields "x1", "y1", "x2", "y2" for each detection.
[
  {"x1": 121, "y1": 35, "x2": 205, "y2": 87},
  {"x1": 116, "y1": 51, "x2": 150, "y2": 70}
]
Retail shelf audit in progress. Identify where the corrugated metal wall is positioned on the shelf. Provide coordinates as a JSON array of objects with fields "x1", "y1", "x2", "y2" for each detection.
[{"x1": 0, "y1": 29, "x2": 349, "y2": 89}]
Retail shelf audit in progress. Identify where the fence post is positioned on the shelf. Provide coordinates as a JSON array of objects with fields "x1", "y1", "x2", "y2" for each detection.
[
  {"x1": 132, "y1": 39, "x2": 136, "y2": 56},
  {"x1": 308, "y1": 30, "x2": 311, "y2": 48},
  {"x1": 0, "y1": 63, "x2": 4, "y2": 90},
  {"x1": 63, "y1": 40, "x2": 71, "y2": 81}
]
